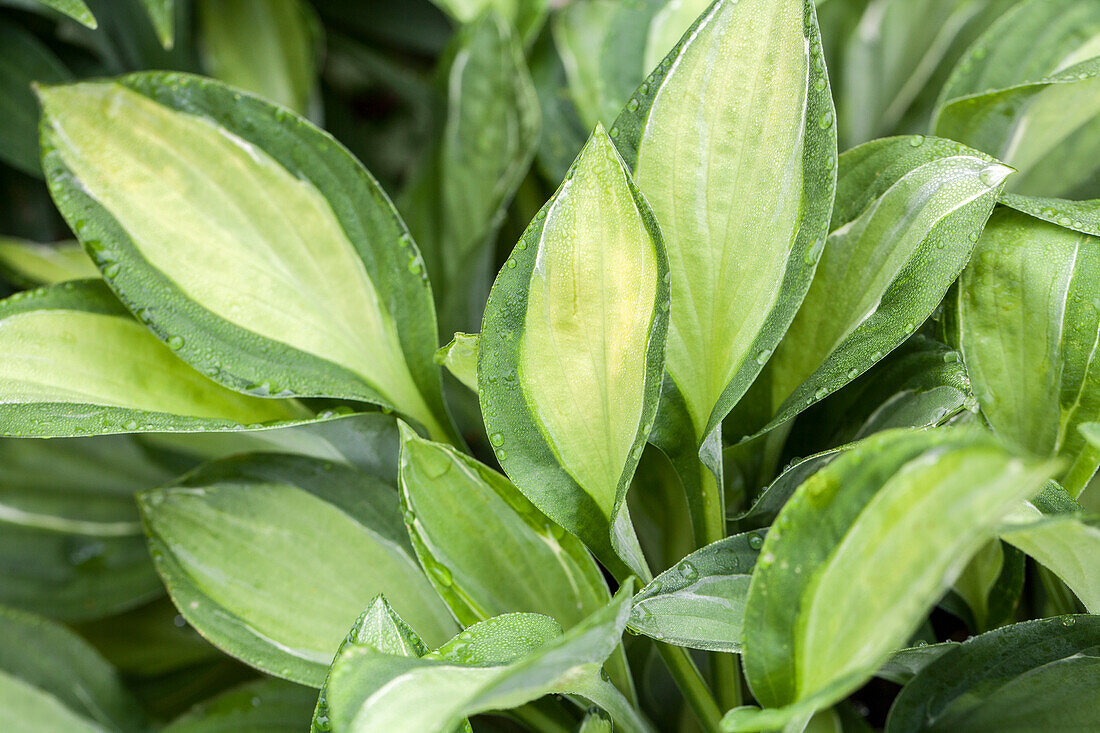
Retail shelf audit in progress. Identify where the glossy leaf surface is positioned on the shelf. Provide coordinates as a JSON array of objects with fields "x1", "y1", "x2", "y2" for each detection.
[
  {"x1": 479, "y1": 126, "x2": 668, "y2": 574},
  {"x1": 731, "y1": 429, "x2": 1055, "y2": 730},
  {"x1": 435, "y1": 333, "x2": 479, "y2": 393},
  {"x1": 886, "y1": 615, "x2": 1100, "y2": 732},
  {"x1": 0, "y1": 281, "x2": 304, "y2": 437},
  {"x1": 163, "y1": 678, "x2": 316, "y2": 732},
  {"x1": 38, "y1": 74, "x2": 455, "y2": 443},
  {"x1": 0, "y1": 238, "x2": 96, "y2": 287},
  {"x1": 959, "y1": 208, "x2": 1100, "y2": 495},
  {"x1": 139, "y1": 454, "x2": 456, "y2": 686}
]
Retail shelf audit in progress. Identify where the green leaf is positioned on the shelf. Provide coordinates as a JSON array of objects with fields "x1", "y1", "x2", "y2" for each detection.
[
  {"x1": 0, "y1": 281, "x2": 307, "y2": 438},
  {"x1": 139, "y1": 0, "x2": 174, "y2": 49},
  {"x1": 198, "y1": 0, "x2": 322, "y2": 116},
  {"x1": 998, "y1": 481, "x2": 1100, "y2": 613},
  {"x1": 614, "y1": 0, "x2": 835, "y2": 444},
  {"x1": 434, "y1": 333, "x2": 479, "y2": 392},
  {"x1": 479, "y1": 126, "x2": 668, "y2": 577},
  {"x1": 325, "y1": 583, "x2": 651, "y2": 733},
  {"x1": 0, "y1": 670, "x2": 105, "y2": 732},
  {"x1": 0, "y1": 606, "x2": 144, "y2": 731},
  {"x1": 783, "y1": 336, "x2": 974, "y2": 457},
  {"x1": 529, "y1": 29, "x2": 588, "y2": 183},
  {"x1": 875, "y1": 642, "x2": 959, "y2": 686},
  {"x1": 885, "y1": 615, "x2": 1100, "y2": 732},
  {"x1": 743, "y1": 136, "x2": 1009, "y2": 439},
  {"x1": 0, "y1": 18, "x2": 70, "y2": 177},
  {"x1": 139, "y1": 454, "x2": 458, "y2": 687},
  {"x1": 934, "y1": 0, "x2": 1100, "y2": 198},
  {"x1": 0, "y1": 238, "x2": 97, "y2": 287},
  {"x1": 552, "y1": 0, "x2": 660, "y2": 129},
  {"x1": 1000, "y1": 192, "x2": 1100, "y2": 238},
  {"x1": 731, "y1": 428, "x2": 1056, "y2": 730},
  {"x1": 37, "y1": 74, "x2": 457, "y2": 444},
  {"x1": 26, "y1": 0, "x2": 96, "y2": 28},
  {"x1": 642, "y1": 0, "x2": 712, "y2": 72},
  {"x1": 958, "y1": 208, "x2": 1100, "y2": 496},
  {"x1": 397, "y1": 425, "x2": 634, "y2": 696},
  {"x1": 577, "y1": 708, "x2": 614, "y2": 733},
  {"x1": 837, "y1": 0, "x2": 1016, "y2": 148},
  {"x1": 629, "y1": 530, "x2": 764, "y2": 652},
  {"x1": 163, "y1": 678, "x2": 316, "y2": 732},
  {"x1": 0, "y1": 434, "x2": 177, "y2": 619},
  {"x1": 401, "y1": 12, "x2": 540, "y2": 336}
]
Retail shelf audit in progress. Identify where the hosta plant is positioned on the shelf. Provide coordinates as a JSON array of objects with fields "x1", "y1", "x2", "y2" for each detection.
[{"x1": 1, "y1": 0, "x2": 1099, "y2": 731}]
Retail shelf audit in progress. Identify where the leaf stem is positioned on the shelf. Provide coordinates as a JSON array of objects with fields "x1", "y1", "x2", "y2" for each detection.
[{"x1": 655, "y1": 642, "x2": 724, "y2": 733}]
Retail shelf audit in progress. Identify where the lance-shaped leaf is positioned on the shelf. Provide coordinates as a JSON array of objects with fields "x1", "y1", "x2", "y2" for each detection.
[
  {"x1": 397, "y1": 425, "x2": 633, "y2": 696},
  {"x1": 0, "y1": 606, "x2": 144, "y2": 731},
  {"x1": 876, "y1": 642, "x2": 960, "y2": 686},
  {"x1": 958, "y1": 208, "x2": 1100, "y2": 496},
  {"x1": 139, "y1": 0, "x2": 174, "y2": 49},
  {"x1": 741, "y1": 136, "x2": 1010, "y2": 439},
  {"x1": 198, "y1": 0, "x2": 322, "y2": 116},
  {"x1": 401, "y1": 12, "x2": 540, "y2": 337},
  {"x1": 998, "y1": 480, "x2": 1100, "y2": 613},
  {"x1": 783, "y1": 336, "x2": 974, "y2": 457},
  {"x1": 0, "y1": 434, "x2": 179, "y2": 620},
  {"x1": 837, "y1": 0, "x2": 1016, "y2": 148},
  {"x1": 479, "y1": 126, "x2": 669, "y2": 576},
  {"x1": 138, "y1": 454, "x2": 457, "y2": 687},
  {"x1": 324, "y1": 583, "x2": 651, "y2": 733},
  {"x1": 934, "y1": 0, "x2": 1100, "y2": 199},
  {"x1": 1000, "y1": 193, "x2": 1100, "y2": 238},
  {"x1": 613, "y1": 0, "x2": 836, "y2": 445},
  {"x1": 629, "y1": 530, "x2": 764, "y2": 653},
  {"x1": 0, "y1": 238, "x2": 97, "y2": 287},
  {"x1": 434, "y1": 333, "x2": 479, "y2": 393},
  {"x1": 728, "y1": 429, "x2": 1055, "y2": 731},
  {"x1": 885, "y1": 616, "x2": 1100, "y2": 733},
  {"x1": 164, "y1": 678, "x2": 317, "y2": 733},
  {"x1": 0, "y1": 18, "x2": 70, "y2": 177},
  {"x1": 642, "y1": 0, "x2": 711, "y2": 72},
  {"x1": 0, "y1": 281, "x2": 305, "y2": 438},
  {"x1": 37, "y1": 74, "x2": 457, "y2": 444},
  {"x1": 25, "y1": 0, "x2": 96, "y2": 28}
]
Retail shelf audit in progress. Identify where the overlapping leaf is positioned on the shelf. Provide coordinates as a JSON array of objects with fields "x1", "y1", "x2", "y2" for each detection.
[
  {"x1": 0, "y1": 238, "x2": 96, "y2": 287},
  {"x1": 139, "y1": 454, "x2": 457, "y2": 686},
  {"x1": 728, "y1": 429, "x2": 1056, "y2": 731},
  {"x1": 164, "y1": 678, "x2": 317, "y2": 732},
  {"x1": 958, "y1": 208, "x2": 1100, "y2": 495},
  {"x1": 37, "y1": 73, "x2": 458, "y2": 443},
  {"x1": 0, "y1": 18, "x2": 69, "y2": 177},
  {"x1": 479, "y1": 126, "x2": 668, "y2": 577}
]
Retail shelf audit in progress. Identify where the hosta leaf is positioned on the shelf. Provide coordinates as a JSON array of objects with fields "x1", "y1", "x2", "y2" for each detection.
[
  {"x1": 479, "y1": 126, "x2": 669, "y2": 576},
  {"x1": 1000, "y1": 192, "x2": 1100, "y2": 238},
  {"x1": 642, "y1": 0, "x2": 711, "y2": 72},
  {"x1": 529, "y1": 30, "x2": 588, "y2": 183},
  {"x1": 325, "y1": 584, "x2": 651, "y2": 733},
  {"x1": 876, "y1": 642, "x2": 959, "y2": 686},
  {"x1": 37, "y1": 74, "x2": 457, "y2": 444},
  {"x1": 934, "y1": 0, "x2": 1100, "y2": 198},
  {"x1": 139, "y1": 0, "x2": 174, "y2": 49},
  {"x1": 402, "y1": 12, "x2": 539, "y2": 336},
  {"x1": 943, "y1": 539, "x2": 1022, "y2": 632},
  {"x1": 397, "y1": 425, "x2": 634, "y2": 696},
  {"x1": 429, "y1": 0, "x2": 549, "y2": 42},
  {"x1": 730, "y1": 429, "x2": 1055, "y2": 731},
  {"x1": 783, "y1": 336, "x2": 974, "y2": 457},
  {"x1": 0, "y1": 238, "x2": 97, "y2": 287},
  {"x1": 0, "y1": 670, "x2": 104, "y2": 732},
  {"x1": 885, "y1": 615, "x2": 1100, "y2": 733},
  {"x1": 0, "y1": 434, "x2": 177, "y2": 619},
  {"x1": 143, "y1": 411, "x2": 401, "y2": 486},
  {"x1": 0, "y1": 281, "x2": 304, "y2": 438},
  {"x1": 958, "y1": 208, "x2": 1100, "y2": 495},
  {"x1": 164, "y1": 678, "x2": 316, "y2": 732},
  {"x1": 552, "y1": 0, "x2": 660, "y2": 129},
  {"x1": 0, "y1": 18, "x2": 70, "y2": 177},
  {"x1": 838, "y1": 0, "x2": 1016, "y2": 148},
  {"x1": 578, "y1": 708, "x2": 614, "y2": 733},
  {"x1": 435, "y1": 333, "x2": 478, "y2": 392},
  {"x1": 139, "y1": 454, "x2": 457, "y2": 686},
  {"x1": 0, "y1": 606, "x2": 144, "y2": 731},
  {"x1": 629, "y1": 530, "x2": 764, "y2": 652},
  {"x1": 611, "y1": 0, "x2": 835, "y2": 543},
  {"x1": 743, "y1": 136, "x2": 1009, "y2": 438},
  {"x1": 999, "y1": 481, "x2": 1100, "y2": 612},
  {"x1": 198, "y1": 0, "x2": 322, "y2": 116},
  {"x1": 25, "y1": 0, "x2": 96, "y2": 28}
]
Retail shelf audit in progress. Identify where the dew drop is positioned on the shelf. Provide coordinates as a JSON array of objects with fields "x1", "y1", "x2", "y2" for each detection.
[
  {"x1": 748, "y1": 534, "x2": 764, "y2": 550},
  {"x1": 495, "y1": 448, "x2": 507, "y2": 461},
  {"x1": 909, "y1": 135, "x2": 925, "y2": 147},
  {"x1": 846, "y1": 367, "x2": 860, "y2": 379},
  {"x1": 814, "y1": 387, "x2": 829, "y2": 400},
  {"x1": 167, "y1": 335, "x2": 184, "y2": 350},
  {"x1": 627, "y1": 99, "x2": 639, "y2": 112},
  {"x1": 755, "y1": 349, "x2": 772, "y2": 365},
  {"x1": 489, "y1": 432, "x2": 505, "y2": 447},
  {"x1": 818, "y1": 110, "x2": 834, "y2": 129},
  {"x1": 506, "y1": 259, "x2": 517, "y2": 269},
  {"x1": 103, "y1": 263, "x2": 121, "y2": 278},
  {"x1": 608, "y1": 127, "x2": 620, "y2": 138},
  {"x1": 678, "y1": 561, "x2": 699, "y2": 581}
]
